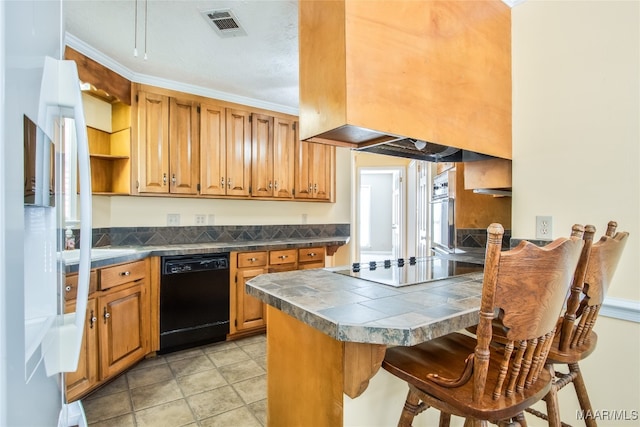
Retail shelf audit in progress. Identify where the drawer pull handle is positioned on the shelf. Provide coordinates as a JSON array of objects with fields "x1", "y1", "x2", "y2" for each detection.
[
  {"x1": 65, "y1": 285, "x2": 72, "y2": 292},
  {"x1": 119, "y1": 271, "x2": 131, "y2": 277}
]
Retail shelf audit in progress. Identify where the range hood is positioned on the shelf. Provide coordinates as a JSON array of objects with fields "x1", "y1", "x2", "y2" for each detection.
[
  {"x1": 298, "y1": 0, "x2": 512, "y2": 162},
  {"x1": 354, "y1": 137, "x2": 497, "y2": 163}
]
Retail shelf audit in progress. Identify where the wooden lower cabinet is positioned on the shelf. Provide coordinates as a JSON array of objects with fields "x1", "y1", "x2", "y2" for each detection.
[
  {"x1": 235, "y1": 267, "x2": 268, "y2": 332},
  {"x1": 64, "y1": 259, "x2": 150, "y2": 402},
  {"x1": 64, "y1": 297, "x2": 98, "y2": 402},
  {"x1": 98, "y1": 282, "x2": 149, "y2": 379},
  {"x1": 229, "y1": 247, "x2": 326, "y2": 338}
]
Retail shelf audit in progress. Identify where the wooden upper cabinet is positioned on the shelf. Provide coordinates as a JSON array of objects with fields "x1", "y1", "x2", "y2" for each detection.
[
  {"x1": 169, "y1": 97, "x2": 199, "y2": 194},
  {"x1": 251, "y1": 114, "x2": 275, "y2": 197},
  {"x1": 137, "y1": 90, "x2": 170, "y2": 193},
  {"x1": 251, "y1": 114, "x2": 295, "y2": 199},
  {"x1": 225, "y1": 109, "x2": 252, "y2": 197},
  {"x1": 272, "y1": 118, "x2": 296, "y2": 199},
  {"x1": 200, "y1": 102, "x2": 226, "y2": 196},
  {"x1": 136, "y1": 88, "x2": 198, "y2": 194},
  {"x1": 295, "y1": 139, "x2": 334, "y2": 201},
  {"x1": 298, "y1": 0, "x2": 512, "y2": 159}
]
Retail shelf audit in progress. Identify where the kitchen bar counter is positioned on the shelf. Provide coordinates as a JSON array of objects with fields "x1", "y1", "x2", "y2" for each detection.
[
  {"x1": 246, "y1": 268, "x2": 484, "y2": 346},
  {"x1": 245, "y1": 262, "x2": 486, "y2": 426},
  {"x1": 61, "y1": 236, "x2": 349, "y2": 272}
]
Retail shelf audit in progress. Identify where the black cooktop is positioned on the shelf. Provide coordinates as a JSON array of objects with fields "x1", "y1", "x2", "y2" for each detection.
[{"x1": 334, "y1": 257, "x2": 483, "y2": 287}]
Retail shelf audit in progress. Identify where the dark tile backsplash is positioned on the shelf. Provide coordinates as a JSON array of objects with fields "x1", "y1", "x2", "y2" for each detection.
[
  {"x1": 457, "y1": 228, "x2": 512, "y2": 250},
  {"x1": 82, "y1": 224, "x2": 350, "y2": 248}
]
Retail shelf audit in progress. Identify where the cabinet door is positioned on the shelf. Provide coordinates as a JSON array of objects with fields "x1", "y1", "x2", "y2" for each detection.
[
  {"x1": 225, "y1": 109, "x2": 252, "y2": 197},
  {"x1": 99, "y1": 283, "x2": 147, "y2": 379},
  {"x1": 64, "y1": 298, "x2": 98, "y2": 403},
  {"x1": 169, "y1": 97, "x2": 199, "y2": 194},
  {"x1": 311, "y1": 142, "x2": 333, "y2": 201},
  {"x1": 137, "y1": 91, "x2": 170, "y2": 193},
  {"x1": 200, "y1": 103, "x2": 226, "y2": 195},
  {"x1": 235, "y1": 267, "x2": 267, "y2": 331},
  {"x1": 272, "y1": 118, "x2": 295, "y2": 199},
  {"x1": 294, "y1": 139, "x2": 313, "y2": 199},
  {"x1": 251, "y1": 113, "x2": 274, "y2": 198}
]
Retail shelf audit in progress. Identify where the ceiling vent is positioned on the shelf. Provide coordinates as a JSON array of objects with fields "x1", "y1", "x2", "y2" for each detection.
[{"x1": 201, "y1": 9, "x2": 247, "y2": 38}]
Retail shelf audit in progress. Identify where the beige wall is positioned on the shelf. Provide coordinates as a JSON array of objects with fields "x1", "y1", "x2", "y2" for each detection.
[{"x1": 512, "y1": 0, "x2": 639, "y2": 424}]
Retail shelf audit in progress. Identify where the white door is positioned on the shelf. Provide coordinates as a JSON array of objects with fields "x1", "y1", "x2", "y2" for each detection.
[{"x1": 357, "y1": 167, "x2": 404, "y2": 262}]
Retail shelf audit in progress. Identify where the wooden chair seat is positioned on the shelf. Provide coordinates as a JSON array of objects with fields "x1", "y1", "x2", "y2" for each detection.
[
  {"x1": 381, "y1": 223, "x2": 585, "y2": 427},
  {"x1": 383, "y1": 332, "x2": 554, "y2": 422},
  {"x1": 545, "y1": 329, "x2": 597, "y2": 364}
]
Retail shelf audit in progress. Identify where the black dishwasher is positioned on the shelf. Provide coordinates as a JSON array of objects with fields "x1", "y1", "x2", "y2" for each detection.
[{"x1": 159, "y1": 253, "x2": 230, "y2": 354}]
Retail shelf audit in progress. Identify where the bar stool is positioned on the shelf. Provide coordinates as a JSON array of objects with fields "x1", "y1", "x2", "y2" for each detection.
[
  {"x1": 526, "y1": 221, "x2": 629, "y2": 426},
  {"x1": 382, "y1": 223, "x2": 585, "y2": 427}
]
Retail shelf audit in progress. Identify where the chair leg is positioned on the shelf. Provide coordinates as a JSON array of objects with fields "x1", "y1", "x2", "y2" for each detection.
[
  {"x1": 439, "y1": 412, "x2": 452, "y2": 427},
  {"x1": 545, "y1": 366, "x2": 562, "y2": 427},
  {"x1": 569, "y1": 362, "x2": 597, "y2": 427},
  {"x1": 398, "y1": 388, "x2": 421, "y2": 427},
  {"x1": 514, "y1": 411, "x2": 528, "y2": 427}
]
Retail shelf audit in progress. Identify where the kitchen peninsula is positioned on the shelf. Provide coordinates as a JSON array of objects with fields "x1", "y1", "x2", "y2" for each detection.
[{"x1": 245, "y1": 257, "x2": 485, "y2": 426}]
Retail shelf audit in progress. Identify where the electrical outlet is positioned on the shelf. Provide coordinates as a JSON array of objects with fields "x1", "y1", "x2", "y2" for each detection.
[
  {"x1": 208, "y1": 214, "x2": 216, "y2": 225},
  {"x1": 195, "y1": 214, "x2": 206, "y2": 225},
  {"x1": 536, "y1": 216, "x2": 552, "y2": 240},
  {"x1": 167, "y1": 213, "x2": 180, "y2": 226}
]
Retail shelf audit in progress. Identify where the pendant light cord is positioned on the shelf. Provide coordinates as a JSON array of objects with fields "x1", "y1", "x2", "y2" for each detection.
[
  {"x1": 133, "y1": 0, "x2": 138, "y2": 57},
  {"x1": 144, "y1": 0, "x2": 148, "y2": 60}
]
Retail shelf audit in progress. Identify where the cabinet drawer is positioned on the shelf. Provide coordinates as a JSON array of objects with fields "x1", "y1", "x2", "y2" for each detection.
[
  {"x1": 238, "y1": 251, "x2": 268, "y2": 268},
  {"x1": 64, "y1": 271, "x2": 98, "y2": 301},
  {"x1": 298, "y1": 247, "x2": 325, "y2": 264},
  {"x1": 269, "y1": 249, "x2": 297, "y2": 265},
  {"x1": 99, "y1": 260, "x2": 146, "y2": 290}
]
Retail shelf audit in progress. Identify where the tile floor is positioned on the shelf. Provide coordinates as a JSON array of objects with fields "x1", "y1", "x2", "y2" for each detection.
[{"x1": 82, "y1": 334, "x2": 267, "y2": 427}]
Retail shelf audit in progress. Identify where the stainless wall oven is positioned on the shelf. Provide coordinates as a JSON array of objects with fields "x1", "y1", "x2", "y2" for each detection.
[{"x1": 430, "y1": 170, "x2": 455, "y2": 253}]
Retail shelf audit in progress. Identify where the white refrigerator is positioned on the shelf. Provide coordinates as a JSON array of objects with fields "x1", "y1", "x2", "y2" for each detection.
[{"x1": 2, "y1": 1, "x2": 92, "y2": 425}]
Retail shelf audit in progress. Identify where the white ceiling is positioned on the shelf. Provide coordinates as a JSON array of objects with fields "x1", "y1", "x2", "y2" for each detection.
[
  {"x1": 64, "y1": 0, "x2": 520, "y2": 116},
  {"x1": 64, "y1": 0, "x2": 300, "y2": 114}
]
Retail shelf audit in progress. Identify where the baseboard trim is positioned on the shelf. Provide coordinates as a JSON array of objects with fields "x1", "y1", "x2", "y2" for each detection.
[{"x1": 601, "y1": 296, "x2": 640, "y2": 323}]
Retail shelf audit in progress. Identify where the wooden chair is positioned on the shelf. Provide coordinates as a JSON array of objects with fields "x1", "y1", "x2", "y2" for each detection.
[
  {"x1": 525, "y1": 221, "x2": 629, "y2": 426},
  {"x1": 382, "y1": 223, "x2": 585, "y2": 427}
]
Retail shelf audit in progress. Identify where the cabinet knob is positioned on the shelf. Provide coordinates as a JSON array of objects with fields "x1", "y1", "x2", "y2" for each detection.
[
  {"x1": 65, "y1": 285, "x2": 72, "y2": 292},
  {"x1": 172, "y1": 174, "x2": 176, "y2": 185},
  {"x1": 119, "y1": 271, "x2": 131, "y2": 277},
  {"x1": 313, "y1": 183, "x2": 318, "y2": 193},
  {"x1": 221, "y1": 177, "x2": 225, "y2": 187},
  {"x1": 249, "y1": 257, "x2": 257, "y2": 262},
  {"x1": 279, "y1": 255, "x2": 288, "y2": 259},
  {"x1": 90, "y1": 310, "x2": 96, "y2": 329},
  {"x1": 103, "y1": 307, "x2": 110, "y2": 324},
  {"x1": 268, "y1": 181, "x2": 273, "y2": 189},
  {"x1": 274, "y1": 181, "x2": 279, "y2": 190},
  {"x1": 308, "y1": 252, "x2": 316, "y2": 257},
  {"x1": 227, "y1": 178, "x2": 232, "y2": 189},
  {"x1": 163, "y1": 173, "x2": 167, "y2": 185}
]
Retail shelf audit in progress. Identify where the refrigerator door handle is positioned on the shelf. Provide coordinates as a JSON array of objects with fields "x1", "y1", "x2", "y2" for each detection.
[{"x1": 38, "y1": 56, "x2": 92, "y2": 376}]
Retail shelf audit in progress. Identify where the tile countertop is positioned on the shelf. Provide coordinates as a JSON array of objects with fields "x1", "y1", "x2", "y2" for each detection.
[
  {"x1": 61, "y1": 236, "x2": 350, "y2": 273},
  {"x1": 246, "y1": 267, "x2": 485, "y2": 347}
]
